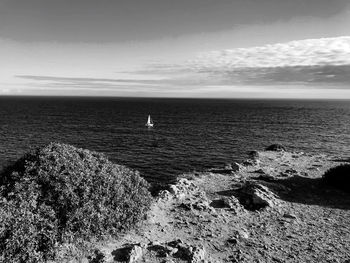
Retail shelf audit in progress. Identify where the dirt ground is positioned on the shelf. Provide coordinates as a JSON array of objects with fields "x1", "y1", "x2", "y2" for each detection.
[{"x1": 94, "y1": 150, "x2": 350, "y2": 263}]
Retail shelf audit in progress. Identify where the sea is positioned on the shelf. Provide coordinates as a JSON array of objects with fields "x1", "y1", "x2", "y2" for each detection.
[{"x1": 0, "y1": 96, "x2": 349, "y2": 183}]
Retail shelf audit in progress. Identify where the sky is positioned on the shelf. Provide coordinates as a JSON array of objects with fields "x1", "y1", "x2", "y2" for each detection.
[{"x1": 1, "y1": 0, "x2": 350, "y2": 98}]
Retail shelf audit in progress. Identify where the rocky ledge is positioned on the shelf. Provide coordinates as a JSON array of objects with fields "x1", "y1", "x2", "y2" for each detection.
[{"x1": 95, "y1": 150, "x2": 350, "y2": 263}]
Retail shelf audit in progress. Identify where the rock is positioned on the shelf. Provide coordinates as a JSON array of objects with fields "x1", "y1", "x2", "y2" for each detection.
[
  {"x1": 278, "y1": 172, "x2": 290, "y2": 177},
  {"x1": 243, "y1": 159, "x2": 260, "y2": 166},
  {"x1": 237, "y1": 181, "x2": 279, "y2": 210},
  {"x1": 210, "y1": 162, "x2": 242, "y2": 174},
  {"x1": 284, "y1": 168, "x2": 299, "y2": 175},
  {"x1": 228, "y1": 229, "x2": 249, "y2": 244},
  {"x1": 158, "y1": 190, "x2": 172, "y2": 200},
  {"x1": 193, "y1": 199, "x2": 211, "y2": 211},
  {"x1": 149, "y1": 243, "x2": 178, "y2": 257},
  {"x1": 178, "y1": 202, "x2": 193, "y2": 211},
  {"x1": 254, "y1": 169, "x2": 266, "y2": 174},
  {"x1": 231, "y1": 162, "x2": 242, "y2": 172},
  {"x1": 169, "y1": 185, "x2": 179, "y2": 195},
  {"x1": 224, "y1": 163, "x2": 233, "y2": 170},
  {"x1": 220, "y1": 196, "x2": 245, "y2": 214},
  {"x1": 283, "y1": 213, "x2": 298, "y2": 220},
  {"x1": 227, "y1": 237, "x2": 238, "y2": 245},
  {"x1": 255, "y1": 174, "x2": 277, "y2": 182},
  {"x1": 167, "y1": 239, "x2": 184, "y2": 247},
  {"x1": 208, "y1": 168, "x2": 233, "y2": 174},
  {"x1": 265, "y1": 144, "x2": 286, "y2": 152},
  {"x1": 167, "y1": 179, "x2": 199, "y2": 199},
  {"x1": 190, "y1": 245, "x2": 206, "y2": 263},
  {"x1": 112, "y1": 244, "x2": 144, "y2": 263},
  {"x1": 128, "y1": 245, "x2": 143, "y2": 263},
  {"x1": 86, "y1": 249, "x2": 105, "y2": 263},
  {"x1": 248, "y1": 150, "x2": 260, "y2": 160},
  {"x1": 164, "y1": 240, "x2": 206, "y2": 263}
]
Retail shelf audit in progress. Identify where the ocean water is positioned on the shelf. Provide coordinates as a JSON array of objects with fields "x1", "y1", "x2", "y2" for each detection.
[{"x1": 0, "y1": 97, "x2": 349, "y2": 183}]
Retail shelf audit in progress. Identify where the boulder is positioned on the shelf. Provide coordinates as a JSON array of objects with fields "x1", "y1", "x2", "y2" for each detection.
[
  {"x1": 224, "y1": 163, "x2": 233, "y2": 170},
  {"x1": 192, "y1": 199, "x2": 212, "y2": 211},
  {"x1": 265, "y1": 144, "x2": 286, "y2": 152},
  {"x1": 128, "y1": 245, "x2": 143, "y2": 263},
  {"x1": 190, "y1": 245, "x2": 206, "y2": 263},
  {"x1": 148, "y1": 242, "x2": 178, "y2": 257},
  {"x1": 248, "y1": 150, "x2": 260, "y2": 160},
  {"x1": 112, "y1": 244, "x2": 144, "y2": 263},
  {"x1": 242, "y1": 159, "x2": 260, "y2": 166},
  {"x1": 228, "y1": 228, "x2": 249, "y2": 244},
  {"x1": 165, "y1": 240, "x2": 206, "y2": 263},
  {"x1": 167, "y1": 179, "x2": 199, "y2": 199},
  {"x1": 231, "y1": 162, "x2": 243, "y2": 172},
  {"x1": 237, "y1": 181, "x2": 279, "y2": 210},
  {"x1": 220, "y1": 196, "x2": 245, "y2": 214}
]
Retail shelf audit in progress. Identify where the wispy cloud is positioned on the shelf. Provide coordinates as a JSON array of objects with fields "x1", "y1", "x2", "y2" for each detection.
[
  {"x1": 191, "y1": 36, "x2": 350, "y2": 69},
  {"x1": 13, "y1": 36, "x2": 350, "y2": 98},
  {"x1": 131, "y1": 36, "x2": 350, "y2": 86},
  {"x1": 182, "y1": 36, "x2": 350, "y2": 86},
  {"x1": 16, "y1": 75, "x2": 161, "y2": 85}
]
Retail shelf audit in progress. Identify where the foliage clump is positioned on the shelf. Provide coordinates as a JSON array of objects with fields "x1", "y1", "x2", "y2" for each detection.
[
  {"x1": 0, "y1": 143, "x2": 152, "y2": 262},
  {"x1": 323, "y1": 164, "x2": 350, "y2": 193}
]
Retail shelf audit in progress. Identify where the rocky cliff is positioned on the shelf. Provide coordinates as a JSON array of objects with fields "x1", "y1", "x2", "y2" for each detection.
[{"x1": 93, "y1": 150, "x2": 350, "y2": 263}]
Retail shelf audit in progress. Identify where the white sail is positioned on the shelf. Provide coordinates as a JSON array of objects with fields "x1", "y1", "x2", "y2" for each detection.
[{"x1": 146, "y1": 115, "x2": 154, "y2": 127}]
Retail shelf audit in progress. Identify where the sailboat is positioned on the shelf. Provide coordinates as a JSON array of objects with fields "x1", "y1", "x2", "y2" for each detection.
[{"x1": 145, "y1": 115, "x2": 154, "y2": 128}]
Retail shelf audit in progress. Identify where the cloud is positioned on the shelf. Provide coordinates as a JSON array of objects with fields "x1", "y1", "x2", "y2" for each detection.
[
  {"x1": 13, "y1": 36, "x2": 350, "y2": 98},
  {"x1": 16, "y1": 75, "x2": 161, "y2": 85},
  {"x1": 148, "y1": 36, "x2": 350, "y2": 86},
  {"x1": 190, "y1": 36, "x2": 350, "y2": 70}
]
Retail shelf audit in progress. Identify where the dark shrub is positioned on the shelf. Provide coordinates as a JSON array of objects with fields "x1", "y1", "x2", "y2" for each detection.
[
  {"x1": 265, "y1": 144, "x2": 286, "y2": 152},
  {"x1": 0, "y1": 143, "x2": 152, "y2": 262},
  {"x1": 323, "y1": 164, "x2": 350, "y2": 193}
]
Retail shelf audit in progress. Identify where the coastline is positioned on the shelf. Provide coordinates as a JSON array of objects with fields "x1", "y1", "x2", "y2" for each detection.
[{"x1": 91, "y1": 149, "x2": 350, "y2": 263}]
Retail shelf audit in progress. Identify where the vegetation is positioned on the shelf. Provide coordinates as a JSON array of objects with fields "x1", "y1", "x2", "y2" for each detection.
[
  {"x1": 0, "y1": 143, "x2": 152, "y2": 262},
  {"x1": 323, "y1": 164, "x2": 350, "y2": 193}
]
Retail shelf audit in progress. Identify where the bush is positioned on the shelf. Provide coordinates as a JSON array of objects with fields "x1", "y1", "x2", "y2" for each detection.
[
  {"x1": 0, "y1": 143, "x2": 152, "y2": 262},
  {"x1": 323, "y1": 164, "x2": 350, "y2": 193}
]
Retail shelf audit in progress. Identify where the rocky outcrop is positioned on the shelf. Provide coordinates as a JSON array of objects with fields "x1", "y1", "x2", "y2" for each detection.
[
  {"x1": 265, "y1": 144, "x2": 286, "y2": 152},
  {"x1": 112, "y1": 244, "x2": 144, "y2": 263},
  {"x1": 248, "y1": 150, "x2": 260, "y2": 160},
  {"x1": 114, "y1": 240, "x2": 206, "y2": 263},
  {"x1": 236, "y1": 181, "x2": 279, "y2": 210},
  {"x1": 96, "y1": 150, "x2": 349, "y2": 263}
]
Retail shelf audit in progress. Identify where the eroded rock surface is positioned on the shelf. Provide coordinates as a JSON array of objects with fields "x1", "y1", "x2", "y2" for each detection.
[{"x1": 91, "y1": 151, "x2": 350, "y2": 263}]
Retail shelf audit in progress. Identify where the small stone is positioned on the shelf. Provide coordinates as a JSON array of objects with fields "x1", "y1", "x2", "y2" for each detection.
[
  {"x1": 227, "y1": 237, "x2": 238, "y2": 244},
  {"x1": 169, "y1": 185, "x2": 179, "y2": 195},
  {"x1": 254, "y1": 169, "x2": 266, "y2": 174},
  {"x1": 232, "y1": 229, "x2": 249, "y2": 240},
  {"x1": 283, "y1": 213, "x2": 297, "y2": 219}
]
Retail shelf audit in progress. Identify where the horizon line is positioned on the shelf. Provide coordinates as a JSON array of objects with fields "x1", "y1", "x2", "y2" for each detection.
[{"x1": 1, "y1": 94, "x2": 350, "y2": 101}]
